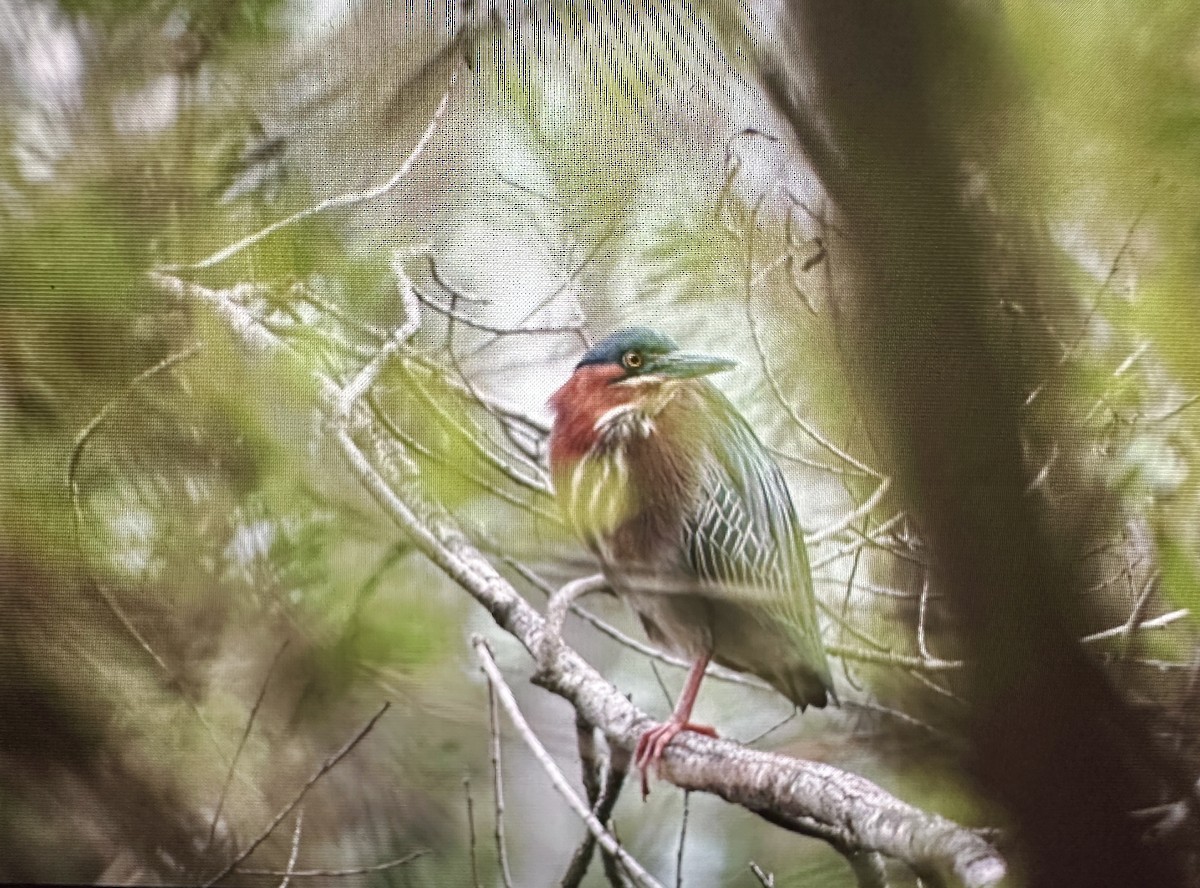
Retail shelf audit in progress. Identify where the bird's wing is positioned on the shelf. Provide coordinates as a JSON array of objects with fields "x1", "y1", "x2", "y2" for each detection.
[{"x1": 683, "y1": 388, "x2": 830, "y2": 674}]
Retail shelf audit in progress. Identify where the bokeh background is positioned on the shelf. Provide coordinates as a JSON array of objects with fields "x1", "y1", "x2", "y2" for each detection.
[{"x1": 3, "y1": 1, "x2": 1200, "y2": 885}]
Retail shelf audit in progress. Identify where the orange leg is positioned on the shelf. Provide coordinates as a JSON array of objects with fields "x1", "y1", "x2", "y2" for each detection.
[{"x1": 634, "y1": 653, "x2": 717, "y2": 798}]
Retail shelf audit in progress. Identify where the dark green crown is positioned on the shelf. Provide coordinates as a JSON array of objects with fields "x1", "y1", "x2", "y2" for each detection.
[{"x1": 576, "y1": 327, "x2": 678, "y2": 369}]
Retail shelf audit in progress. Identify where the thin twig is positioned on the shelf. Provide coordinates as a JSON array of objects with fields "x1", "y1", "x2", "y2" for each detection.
[
  {"x1": 278, "y1": 808, "x2": 304, "y2": 888},
  {"x1": 743, "y1": 707, "x2": 799, "y2": 747},
  {"x1": 370, "y1": 397, "x2": 562, "y2": 525},
  {"x1": 206, "y1": 640, "x2": 291, "y2": 851},
  {"x1": 1024, "y1": 208, "x2": 1147, "y2": 408},
  {"x1": 742, "y1": 263, "x2": 881, "y2": 479},
  {"x1": 825, "y1": 644, "x2": 961, "y2": 672},
  {"x1": 488, "y1": 680, "x2": 516, "y2": 888},
  {"x1": 837, "y1": 540, "x2": 867, "y2": 693},
  {"x1": 202, "y1": 702, "x2": 391, "y2": 887},
  {"x1": 814, "y1": 576, "x2": 923, "y2": 600},
  {"x1": 1146, "y1": 394, "x2": 1200, "y2": 424},
  {"x1": 474, "y1": 636, "x2": 667, "y2": 888},
  {"x1": 810, "y1": 513, "x2": 905, "y2": 571},
  {"x1": 463, "y1": 218, "x2": 621, "y2": 360},
  {"x1": 164, "y1": 67, "x2": 460, "y2": 272},
  {"x1": 66, "y1": 342, "x2": 244, "y2": 781},
  {"x1": 916, "y1": 576, "x2": 934, "y2": 662},
  {"x1": 1117, "y1": 570, "x2": 1160, "y2": 664},
  {"x1": 396, "y1": 349, "x2": 551, "y2": 438},
  {"x1": 808, "y1": 476, "x2": 891, "y2": 545},
  {"x1": 400, "y1": 359, "x2": 553, "y2": 494},
  {"x1": 67, "y1": 346, "x2": 205, "y2": 680},
  {"x1": 413, "y1": 285, "x2": 583, "y2": 335},
  {"x1": 562, "y1": 722, "x2": 631, "y2": 888},
  {"x1": 767, "y1": 443, "x2": 864, "y2": 477},
  {"x1": 675, "y1": 792, "x2": 691, "y2": 888},
  {"x1": 437, "y1": 286, "x2": 551, "y2": 466},
  {"x1": 334, "y1": 254, "x2": 421, "y2": 418},
  {"x1": 465, "y1": 777, "x2": 482, "y2": 888},
  {"x1": 235, "y1": 849, "x2": 428, "y2": 878},
  {"x1": 840, "y1": 701, "x2": 948, "y2": 738},
  {"x1": 749, "y1": 861, "x2": 775, "y2": 887},
  {"x1": 68, "y1": 343, "x2": 203, "y2": 495},
  {"x1": 907, "y1": 668, "x2": 968, "y2": 705},
  {"x1": 650, "y1": 661, "x2": 676, "y2": 708},
  {"x1": 422, "y1": 254, "x2": 491, "y2": 303},
  {"x1": 1081, "y1": 606, "x2": 1186, "y2": 643}
]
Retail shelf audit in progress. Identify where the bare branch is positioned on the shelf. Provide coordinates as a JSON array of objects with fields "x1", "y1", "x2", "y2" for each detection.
[
  {"x1": 741, "y1": 248, "x2": 883, "y2": 480},
  {"x1": 544, "y1": 573, "x2": 609, "y2": 647},
  {"x1": 561, "y1": 718, "x2": 632, "y2": 888},
  {"x1": 811, "y1": 513, "x2": 906, "y2": 571},
  {"x1": 464, "y1": 777, "x2": 481, "y2": 888},
  {"x1": 412, "y1": 284, "x2": 584, "y2": 336},
  {"x1": 202, "y1": 703, "x2": 391, "y2": 887},
  {"x1": 809, "y1": 476, "x2": 892, "y2": 545},
  {"x1": 235, "y1": 849, "x2": 428, "y2": 878},
  {"x1": 475, "y1": 637, "x2": 667, "y2": 888},
  {"x1": 277, "y1": 808, "x2": 303, "y2": 888},
  {"x1": 334, "y1": 254, "x2": 421, "y2": 420},
  {"x1": 749, "y1": 861, "x2": 775, "y2": 887},
  {"x1": 1082, "y1": 606, "x2": 1187, "y2": 644},
  {"x1": 163, "y1": 64, "x2": 461, "y2": 273},
  {"x1": 488, "y1": 680, "x2": 516, "y2": 888},
  {"x1": 206, "y1": 640, "x2": 290, "y2": 851},
  {"x1": 675, "y1": 792, "x2": 691, "y2": 888}
]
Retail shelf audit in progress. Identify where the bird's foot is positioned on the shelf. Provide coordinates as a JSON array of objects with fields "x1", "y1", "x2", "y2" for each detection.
[{"x1": 634, "y1": 719, "x2": 718, "y2": 799}]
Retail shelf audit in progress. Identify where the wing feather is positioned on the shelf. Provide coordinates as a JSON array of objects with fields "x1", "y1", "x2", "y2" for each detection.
[{"x1": 683, "y1": 386, "x2": 831, "y2": 685}]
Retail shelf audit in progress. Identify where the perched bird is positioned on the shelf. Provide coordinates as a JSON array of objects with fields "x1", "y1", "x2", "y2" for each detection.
[{"x1": 548, "y1": 327, "x2": 834, "y2": 792}]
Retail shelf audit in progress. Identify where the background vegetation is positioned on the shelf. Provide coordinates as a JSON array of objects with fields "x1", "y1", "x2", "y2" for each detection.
[{"x1": 2, "y1": 1, "x2": 1199, "y2": 885}]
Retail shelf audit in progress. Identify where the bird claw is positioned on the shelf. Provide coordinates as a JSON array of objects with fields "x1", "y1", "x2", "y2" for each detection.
[{"x1": 634, "y1": 719, "x2": 718, "y2": 799}]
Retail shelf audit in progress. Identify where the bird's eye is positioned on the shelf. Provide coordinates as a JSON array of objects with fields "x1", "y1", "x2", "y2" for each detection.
[{"x1": 622, "y1": 351, "x2": 643, "y2": 370}]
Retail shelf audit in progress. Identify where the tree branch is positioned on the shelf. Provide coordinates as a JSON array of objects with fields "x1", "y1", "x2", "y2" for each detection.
[
  {"x1": 202, "y1": 702, "x2": 391, "y2": 887},
  {"x1": 476, "y1": 637, "x2": 665, "y2": 888}
]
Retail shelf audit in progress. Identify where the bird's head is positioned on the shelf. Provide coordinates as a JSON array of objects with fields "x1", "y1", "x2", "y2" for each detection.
[
  {"x1": 575, "y1": 327, "x2": 736, "y2": 384},
  {"x1": 549, "y1": 327, "x2": 735, "y2": 461}
]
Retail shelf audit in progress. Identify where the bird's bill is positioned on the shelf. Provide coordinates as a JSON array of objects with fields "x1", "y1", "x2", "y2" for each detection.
[{"x1": 647, "y1": 352, "x2": 736, "y2": 379}]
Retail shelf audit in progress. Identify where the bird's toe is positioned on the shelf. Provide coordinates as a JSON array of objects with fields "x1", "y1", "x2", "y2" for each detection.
[{"x1": 634, "y1": 720, "x2": 718, "y2": 799}]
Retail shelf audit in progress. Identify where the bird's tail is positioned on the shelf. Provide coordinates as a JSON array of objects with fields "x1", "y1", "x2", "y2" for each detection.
[{"x1": 770, "y1": 662, "x2": 837, "y2": 711}]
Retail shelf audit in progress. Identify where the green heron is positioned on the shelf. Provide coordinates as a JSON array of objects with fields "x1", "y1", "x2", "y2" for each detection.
[{"x1": 548, "y1": 327, "x2": 834, "y2": 792}]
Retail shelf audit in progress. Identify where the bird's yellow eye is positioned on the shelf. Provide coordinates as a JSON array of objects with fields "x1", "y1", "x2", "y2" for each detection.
[{"x1": 622, "y1": 351, "x2": 643, "y2": 370}]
